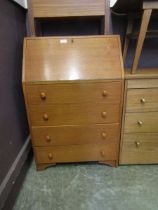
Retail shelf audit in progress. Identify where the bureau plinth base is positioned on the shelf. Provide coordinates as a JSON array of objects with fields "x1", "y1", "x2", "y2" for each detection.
[
  {"x1": 99, "y1": 160, "x2": 118, "y2": 167},
  {"x1": 36, "y1": 163, "x2": 56, "y2": 171},
  {"x1": 36, "y1": 161, "x2": 117, "y2": 171}
]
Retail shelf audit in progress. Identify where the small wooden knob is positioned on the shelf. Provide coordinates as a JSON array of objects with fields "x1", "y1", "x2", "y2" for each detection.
[
  {"x1": 46, "y1": 135, "x2": 51, "y2": 143},
  {"x1": 137, "y1": 120, "x2": 143, "y2": 126},
  {"x1": 102, "y1": 112, "x2": 107, "y2": 118},
  {"x1": 135, "y1": 141, "x2": 140, "y2": 148},
  {"x1": 100, "y1": 150, "x2": 105, "y2": 157},
  {"x1": 43, "y1": 114, "x2": 49, "y2": 121},
  {"x1": 140, "y1": 98, "x2": 146, "y2": 104},
  {"x1": 40, "y1": 92, "x2": 46, "y2": 100},
  {"x1": 102, "y1": 132, "x2": 107, "y2": 139},
  {"x1": 102, "y1": 90, "x2": 107, "y2": 97},
  {"x1": 48, "y1": 153, "x2": 53, "y2": 160}
]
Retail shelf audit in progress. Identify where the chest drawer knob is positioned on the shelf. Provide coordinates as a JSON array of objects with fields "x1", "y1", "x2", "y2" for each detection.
[
  {"x1": 48, "y1": 153, "x2": 53, "y2": 160},
  {"x1": 46, "y1": 135, "x2": 51, "y2": 143},
  {"x1": 43, "y1": 114, "x2": 49, "y2": 121},
  {"x1": 135, "y1": 141, "x2": 140, "y2": 148},
  {"x1": 137, "y1": 121, "x2": 143, "y2": 126},
  {"x1": 102, "y1": 112, "x2": 107, "y2": 118},
  {"x1": 102, "y1": 132, "x2": 107, "y2": 139},
  {"x1": 102, "y1": 90, "x2": 108, "y2": 97},
  {"x1": 140, "y1": 98, "x2": 146, "y2": 104},
  {"x1": 40, "y1": 92, "x2": 46, "y2": 100},
  {"x1": 100, "y1": 150, "x2": 105, "y2": 157}
]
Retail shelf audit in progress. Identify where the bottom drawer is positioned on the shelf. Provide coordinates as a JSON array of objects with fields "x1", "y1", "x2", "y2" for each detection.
[
  {"x1": 120, "y1": 133, "x2": 158, "y2": 164},
  {"x1": 34, "y1": 143, "x2": 118, "y2": 164}
]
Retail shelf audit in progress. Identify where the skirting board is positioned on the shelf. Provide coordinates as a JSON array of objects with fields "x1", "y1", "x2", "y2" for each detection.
[{"x1": 0, "y1": 136, "x2": 31, "y2": 210}]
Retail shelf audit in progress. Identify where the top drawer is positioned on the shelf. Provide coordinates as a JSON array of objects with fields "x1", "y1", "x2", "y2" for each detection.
[
  {"x1": 26, "y1": 81, "x2": 122, "y2": 105},
  {"x1": 32, "y1": 0, "x2": 106, "y2": 18}
]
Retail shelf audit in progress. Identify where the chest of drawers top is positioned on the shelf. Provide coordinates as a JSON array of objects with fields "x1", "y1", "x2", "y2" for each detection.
[{"x1": 23, "y1": 36, "x2": 124, "y2": 83}]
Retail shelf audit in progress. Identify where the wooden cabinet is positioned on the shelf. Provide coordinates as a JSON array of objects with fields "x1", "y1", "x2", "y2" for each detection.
[
  {"x1": 120, "y1": 79, "x2": 158, "y2": 164},
  {"x1": 23, "y1": 36, "x2": 124, "y2": 170}
]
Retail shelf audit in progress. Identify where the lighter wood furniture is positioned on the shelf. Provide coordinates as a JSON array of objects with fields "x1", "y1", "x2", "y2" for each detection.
[
  {"x1": 120, "y1": 78, "x2": 158, "y2": 164},
  {"x1": 22, "y1": 36, "x2": 124, "y2": 170},
  {"x1": 28, "y1": 0, "x2": 110, "y2": 36},
  {"x1": 123, "y1": 1, "x2": 158, "y2": 74}
]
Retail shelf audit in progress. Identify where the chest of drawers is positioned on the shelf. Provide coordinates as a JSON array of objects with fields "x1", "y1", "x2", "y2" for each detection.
[
  {"x1": 22, "y1": 36, "x2": 124, "y2": 170},
  {"x1": 120, "y1": 79, "x2": 158, "y2": 164}
]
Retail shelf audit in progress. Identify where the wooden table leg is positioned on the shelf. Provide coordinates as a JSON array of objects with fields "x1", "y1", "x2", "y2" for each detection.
[
  {"x1": 123, "y1": 19, "x2": 134, "y2": 62},
  {"x1": 131, "y1": 9, "x2": 152, "y2": 74}
]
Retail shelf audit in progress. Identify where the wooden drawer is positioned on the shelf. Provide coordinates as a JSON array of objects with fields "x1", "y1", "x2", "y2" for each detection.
[
  {"x1": 120, "y1": 133, "x2": 158, "y2": 164},
  {"x1": 124, "y1": 112, "x2": 158, "y2": 133},
  {"x1": 127, "y1": 79, "x2": 158, "y2": 89},
  {"x1": 31, "y1": 124, "x2": 120, "y2": 146},
  {"x1": 29, "y1": 103, "x2": 120, "y2": 126},
  {"x1": 34, "y1": 143, "x2": 117, "y2": 164},
  {"x1": 126, "y1": 88, "x2": 158, "y2": 112},
  {"x1": 26, "y1": 81, "x2": 122, "y2": 105},
  {"x1": 32, "y1": 0, "x2": 106, "y2": 18}
]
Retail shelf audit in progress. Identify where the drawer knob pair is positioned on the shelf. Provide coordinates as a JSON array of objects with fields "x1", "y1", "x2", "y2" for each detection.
[
  {"x1": 140, "y1": 98, "x2": 146, "y2": 104},
  {"x1": 48, "y1": 153, "x2": 53, "y2": 160},
  {"x1": 102, "y1": 90, "x2": 108, "y2": 97},
  {"x1": 43, "y1": 114, "x2": 49, "y2": 121},
  {"x1": 137, "y1": 121, "x2": 143, "y2": 126},
  {"x1": 40, "y1": 92, "x2": 46, "y2": 100},
  {"x1": 102, "y1": 112, "x2": 107, "y2": 118},
  {"x1": 135, "y1": 141, "x2": 140, "y2": 148},
  {"x1": 46, "y1": 135, "x2": 51, "y2": 143}
]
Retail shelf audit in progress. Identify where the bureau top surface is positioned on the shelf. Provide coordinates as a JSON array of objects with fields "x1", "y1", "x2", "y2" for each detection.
[{"x1": 23, "y1": 36, "x2": 124, "y2": 83}]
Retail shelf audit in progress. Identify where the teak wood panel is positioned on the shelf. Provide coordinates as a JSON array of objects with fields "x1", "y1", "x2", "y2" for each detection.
[
  {"x1": 126, "y1": 88, "x2": 158, "y2": 112},
  {"x1": 32, "y1": 0, "x2": 106, "y2": 18},
  {"x1": 31, "y1": 123, "x2": 120, "y2": 146},
  {"x1": 23, "y1": 36, "x2": 124, "y2": 82},
  {"x1": 29, "y1": 103, "x2": 120, "y2": 126},
  {"x1": 120, "y1": 133, "x2": 158, "y2": 164},
  {"x1": 124, "y1": 112, "x2": 158, "y2": 133},
  {"x1": 26, "y1": 81, "x2": 122, "y2": 105},
  {"x1": 34, "y1": 143, "x2": 117, "y2": 164},
  {"x1": 127, "y1": 79, "x2": 158, "y2": 89}
]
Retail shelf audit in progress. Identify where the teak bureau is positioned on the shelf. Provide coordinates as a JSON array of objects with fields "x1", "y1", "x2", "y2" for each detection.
[{"x1": 22, "y1": 36, "x2": 124, "y2": 170}]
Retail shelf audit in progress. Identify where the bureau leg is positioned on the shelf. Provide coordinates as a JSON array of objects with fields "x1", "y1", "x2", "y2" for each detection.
[
  {"x1": 36, "y1": 163, "x2": 56, "y2": 171},
  {"x1": 99, "y1": 160, "x2": 117, "y2": 167}
]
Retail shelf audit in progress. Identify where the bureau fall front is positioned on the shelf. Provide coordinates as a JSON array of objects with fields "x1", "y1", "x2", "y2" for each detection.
[{"x1": 22, "y1": 36, "x2": 124, "y2": 170}]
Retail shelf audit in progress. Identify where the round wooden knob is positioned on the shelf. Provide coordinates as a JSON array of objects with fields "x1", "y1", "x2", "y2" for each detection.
[
  {"x1": 135, "y1": 141, "x2": 140, "y2": 148},
  {"x1": 140, "y1": 98, "x2": 146, "y2": 104},
  {"x1": 102, "y1": 112, "x2": 107, "y2": 118},
  {"x1": 46, "y1": 135, "x2": 51, "y2": 143},
  {"x1": 43, "y1": 114, "x2": 49, "y2": 121},
  {"x1": 100, "y1": 150, "x2": 105, "y2": 157},
  {"x1": 48, "y1": 153, "x2": 53, "y2": 160},
  {"x1": 137, "y1": 120, "x2": 143, "y2": 126},
  {"x1": 102, "y1": 132, "x2": 107, "y2": 139},
  {"x1": 40, "y1": 92, "x2": 46, "y2": 100},
  {"x1": 102, "y1": 90, "x2": 107, "y2": 97}
]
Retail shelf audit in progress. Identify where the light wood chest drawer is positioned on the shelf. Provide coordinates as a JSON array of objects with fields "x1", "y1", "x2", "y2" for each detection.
[
  {"x1": 120, "y1": 133, "x2": 158, "y2": 164},
  {"x1": 32, "y1": 124, "x2": 120, "y2": 146},
  {"x1": 29, "y1": 103, "x2": 120, "y2": 126},
  {"x1": 126, "y1": 88, "x2": 158, "y2": 112},
  {"x1": 26, "y1": 81, "x2": 122, "y2": 105},
  {"x1": 34, "y1": 143, "x2": 117, "y2": 164},
  {"x1": 32, "y1": 0, "x2": 106, "y2": 18},
  {"x1": 124, "y1": 112, "x2": 158, "y2": 133}
]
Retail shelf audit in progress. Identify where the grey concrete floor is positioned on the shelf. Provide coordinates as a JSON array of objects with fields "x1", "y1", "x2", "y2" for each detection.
[{"x1": 13, "y1": 160, "x2": 158, "y2": 210}]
